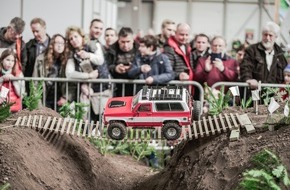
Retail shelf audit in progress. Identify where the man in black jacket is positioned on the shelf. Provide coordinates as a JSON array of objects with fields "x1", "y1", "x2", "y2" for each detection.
[
  {"x1": 106, "y1": 27, "x2": 139, "y2": 97},
  {"x1": 240, "y1": 21, "x2": 288, "y2": 89}
]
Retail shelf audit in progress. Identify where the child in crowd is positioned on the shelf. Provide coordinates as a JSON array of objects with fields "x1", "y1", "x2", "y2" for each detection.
[
  {"x1": 0, "y1": 48, "x2": 25, "y2": 112},
  {"x1": 281, "y1": 64, "x2": 290, "y2": 100}
]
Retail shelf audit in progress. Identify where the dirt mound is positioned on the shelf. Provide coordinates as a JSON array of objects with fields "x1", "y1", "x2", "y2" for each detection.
[
  {"x1": 0, "y1": 108, "x2": 153, "y2": 190},
  {"x1": 134, "y1": 115, "x2": 290, "y2": 190}
]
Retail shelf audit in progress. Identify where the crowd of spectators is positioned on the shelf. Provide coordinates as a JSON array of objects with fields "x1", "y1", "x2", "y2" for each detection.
[{"x1": 0, "y1": 16, "x2": 290, "y2": 117}]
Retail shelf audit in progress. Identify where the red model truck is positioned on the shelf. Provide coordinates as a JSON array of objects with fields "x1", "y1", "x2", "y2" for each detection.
[{"x1": 103, "y1": 86, "x2": 201, "y2": 140}]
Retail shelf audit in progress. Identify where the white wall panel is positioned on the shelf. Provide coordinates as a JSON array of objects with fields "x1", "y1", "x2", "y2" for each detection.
[
  {"x1": 191, "y1": 2, "x2": 223, "y2": 38},
  {"x1": 0, "y1": 0, "x2": 21, "y2": 26},
  {"x1": 22, "y1": 0, "x2": 81, "y2": 41},
  {"x1": 153, "y1": 1, "x2": 187, "y2": 34}
]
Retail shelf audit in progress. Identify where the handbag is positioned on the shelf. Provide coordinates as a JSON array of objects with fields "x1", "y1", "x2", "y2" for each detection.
[{"x1": 90, "y1": 89, "x2": 112, "y2": 114}]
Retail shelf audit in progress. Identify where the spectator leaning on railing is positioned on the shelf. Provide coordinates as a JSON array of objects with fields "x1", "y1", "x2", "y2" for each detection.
[{"x1": 240, "y1": 21, "x2": 288, "y2": 89}]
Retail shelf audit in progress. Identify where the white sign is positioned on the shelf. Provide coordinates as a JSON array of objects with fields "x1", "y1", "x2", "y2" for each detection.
[
  {"x1": 229, "y1": 86, "x2": 240, "y2": 96},
  {"x1": 251, "y1": 90, "x2": 260, "y2": 101},
  {"x1": 268, "y1": 97, "x2": 280, "y2": 114},
  {"x1": 284, "y1": 103, "x2": 289, "y2": 117},
  {"x1": 0, "y1": 86, "x2": 9, "y2": 98}
]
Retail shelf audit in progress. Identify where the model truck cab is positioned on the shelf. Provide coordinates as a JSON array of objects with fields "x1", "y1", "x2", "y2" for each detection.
[{"x1": 103, "y1": 86, "x2": 198, "y2": 140}]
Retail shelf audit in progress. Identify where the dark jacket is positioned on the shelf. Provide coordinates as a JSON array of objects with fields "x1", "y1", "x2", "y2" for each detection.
[
  {"x1": 25, "y1": 35, "x2": 50, "y2": 77},
  {"x1": 128, "y1": 52, "x2": 174, "y2": 84},
  {"x1": 240, "y1": 42, "x2": 287, "y2": 84},
  {"x1": 106, "y1": 40, "x2": 139, "y2": 96},
  {"x1": 0, "y1": 27, "x2": 27, "y2": 71},
  {"x1": 163, "y1": 36, "x2": 194, "y2": 80}
]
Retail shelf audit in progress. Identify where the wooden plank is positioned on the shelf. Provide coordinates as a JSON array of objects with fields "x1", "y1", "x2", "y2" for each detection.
[
  {"x1": 219, "y1": 114, "x2": 227, "y2": 132},
  {"x1": 49, "y1": 117, "x2": 57, "y2": 131},
  {"x1": 66, "y1": 118, "x2": 74, "y2": 135},
  {"x1": 235, "y1": 113, "x2": 245, "y2": 128},
  {"x1": 230, "y1": 129, "x2": 240, "y2": 141},
  {"x1": 15, "y1": 117, "x2": 22, "y2": 127},
  {"x1": 238, "y1": 114, "x2": 252, "y2": 126},
  {"x1": 224, "y1": 114, "x2": 232, "y2": 130},
  {"x1": 213, "y1": 115, "x2": 221, "y2": 134},
  {"x1": 208, "y1": 116, "x2": 215, "y2": 135},
  {"x1": 82, "y1": 120, "x2": 89, "y2": 137},
  {"x1": 43, "y1": 116, "x2": 51, "y2": 131},
  {"x1": 198, "y1": 120, "x2": 204, "y2": 137},
  {"x1": 60, "y1": 118, "x2": 68, "y2": 135},
  {"x1": 87, "y1": 120, "x2": 94, "y2": 138},
  {"x1": 193, "y1": 121, "x2": 198, "y2": 139},
  {"x1": 187, "y1": 125, "x2": 192, "y2": 140},
  {"x1": 37, "y1": 115, "x2": 43, "y2": 129},
  {"x1": 26, "y1": 115, "x2": 32, "y2": 127},
  {"x1": 54, "y1": 118, "x2": 62, "y2": 132},
  {"x1": 99, "y1": 121, "x2": 104, "y2": 138},
  {"x1": 202, "y1": 117, "x2": 209, "y2": 136},
  {"x1": 77, "y1": 120, "x2": 83, "y2": 137},
  {"x1": 157, "y1": 127, "x2": 162, "y2": 139},
  {"x1": 245, "y1": 124, "x2": 256, "y2": 133},
  {"x1": 230, "y1": 113, "x2": 239, "y2": 129},
  {"x1": 94, "y1": 121, "x2": 100, "y2": 138},
  {"x1": 71, "y1": 119, "x2": 77, "y2": 136},
  {"x1": 32, "y1": 115, "x2": 37, "y2": 129},
  {"x1": 21, "y1": 116, "x2": 27, "y2": 127},
  {"x1": 182, "y1": 126, "x2": 187, "y2": 140}
]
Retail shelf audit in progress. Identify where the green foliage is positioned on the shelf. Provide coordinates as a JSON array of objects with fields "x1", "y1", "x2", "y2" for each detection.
[
  {"x1": 238, "y1": 149, "x2": 290, "y2": 190},
  {"x1": 90, "y1": 138, "x2": 112, "y2": 156},
  {"x1": 23, "y1": 80, "x2": 43, "y2": 111},
  {"x1": 59, "y1": 102, "x2": 88, "y2": 120},
  {"x1": 261, "y1": 87, "x2": 281, "y2": 106},
  {"x1": 204, "y1": 83, "x2": 231, "y2": 115},
  {"x1": 0, "y1": 183, "x2": 11, "y2": 190},
  {"x1": 241, "y1": 97, "x2": 253, "y2": 110},
  {"x1": 0, "y1": 102, "x2": 13, "y2": 123}
]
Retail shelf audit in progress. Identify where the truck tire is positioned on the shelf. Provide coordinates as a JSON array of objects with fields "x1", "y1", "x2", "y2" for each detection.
[
  {"x1": 107, "y1": 122, "x2": 126, "y2": 140},
  {"x1": 192, "y1": 100, "x2": 202, "y2": 121},
  {"x1": 162, "y1": 122, "x2": 181, "y2": 140}
]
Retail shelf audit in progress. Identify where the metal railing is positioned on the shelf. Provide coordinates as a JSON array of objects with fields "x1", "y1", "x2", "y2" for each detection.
[{"x1": 1, "y1": 77, "x2": 204, "y2": 120}]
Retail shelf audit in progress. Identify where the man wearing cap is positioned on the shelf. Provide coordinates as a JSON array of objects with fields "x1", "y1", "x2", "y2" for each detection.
[
  {"x1": 240, "y1": 21, "x2": 288, "y2": 89},
  {"x1": 0, "y1": 17, "x2": 27, "y2": 73}
]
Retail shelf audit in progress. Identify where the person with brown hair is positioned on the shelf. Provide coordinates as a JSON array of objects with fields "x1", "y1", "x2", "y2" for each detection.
[
  {"x1": 32, "y1": 34, "x2": 68, "y2": 109},
  {"x1": 0, "y1": 48, "x2": 25, "y2": 112},
  {"x1": 0, "y1": 17, "x2": 26, "y2": 75}
]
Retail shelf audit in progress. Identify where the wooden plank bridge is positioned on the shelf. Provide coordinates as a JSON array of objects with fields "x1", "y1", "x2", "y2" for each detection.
[{"x1": 12, "y1": 113, "x2": 255, "y2": 142}]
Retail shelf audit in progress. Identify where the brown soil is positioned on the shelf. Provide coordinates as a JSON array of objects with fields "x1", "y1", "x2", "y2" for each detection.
[{"x1": 1, "y1": 105, "x2": 290, "y2": 190}]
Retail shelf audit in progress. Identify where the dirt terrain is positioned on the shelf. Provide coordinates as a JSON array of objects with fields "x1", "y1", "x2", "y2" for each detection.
[{"x1": 1, "y1": 105, "x2": 290, "y2": 190}]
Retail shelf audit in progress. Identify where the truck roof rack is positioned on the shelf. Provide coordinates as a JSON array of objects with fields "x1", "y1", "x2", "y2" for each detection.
[{"x1": 141, "y1": 86, "x2": 184, "y2": 101}]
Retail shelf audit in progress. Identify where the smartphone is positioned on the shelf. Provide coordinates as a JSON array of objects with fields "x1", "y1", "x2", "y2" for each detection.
[
  {"x1": 122, "y1": 62, "x2": 131, "y2": 66},
  {"x1": 210, "y1": 53, "x2": 222, "y2": 61}
]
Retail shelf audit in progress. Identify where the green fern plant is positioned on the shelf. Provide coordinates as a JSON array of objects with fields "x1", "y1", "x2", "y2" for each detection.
[
  {"x1": 90, "y1": 138, "x2": 112, "y2": 156},
  {"x1": 238, "y1": 149, "x2": 290, "y2": 190},
  {"x1": 0, "y1": 102, "x2": 14, "y2": 123},
  {"x1": 261, "y1": 87, "x2": 280, "y2": 106},
  {"x1": 23, "y1": 80, "x2": 43, "y2": 111},
  {"x1": 0, "y1": 183, "x2": 11, "y2": 190},
  {"x1": 241, "y1": 97, "x2": 253, "y2": 110},
  {"x1": 204, "y1": 83, "x2": 231, "y2": 115}
]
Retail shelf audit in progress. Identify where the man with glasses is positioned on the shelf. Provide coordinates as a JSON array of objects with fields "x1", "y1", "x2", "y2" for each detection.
[
  {"x1": 240, "y1": 21, "x2": 288, "y2": 89},
  {"x1": 0, "y1": 17, "x2": 26, "y2": 73}
]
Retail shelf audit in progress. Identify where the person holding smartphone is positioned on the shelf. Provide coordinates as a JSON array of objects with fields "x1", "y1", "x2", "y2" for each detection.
[{"x1": 195, "y1": 36, "x2": 238, "y2": 87}]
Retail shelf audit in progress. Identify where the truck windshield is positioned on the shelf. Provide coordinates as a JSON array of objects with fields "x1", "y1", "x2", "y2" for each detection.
[{"x1": 132, "y1": 91, "x2": 140, "y2": 109}]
